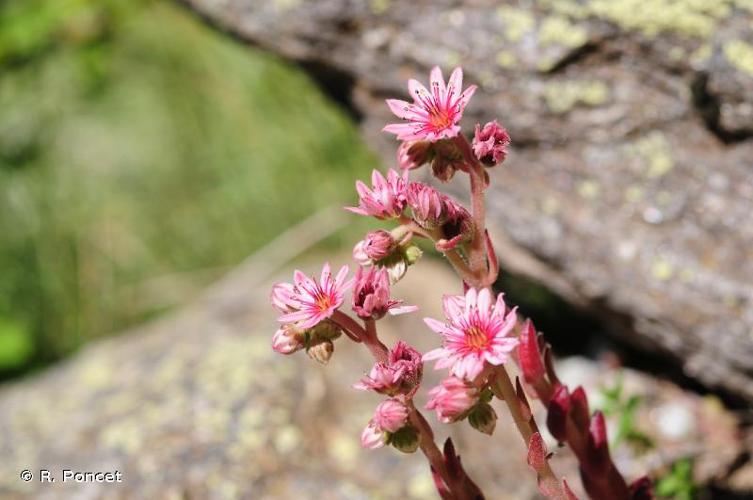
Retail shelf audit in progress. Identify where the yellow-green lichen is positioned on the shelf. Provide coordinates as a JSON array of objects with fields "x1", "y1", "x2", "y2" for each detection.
[
  {"x1": 624, "y1": 185, "x2": 644, "y2": 203},
  {"x1": 539, "y1": 0, "x2": 590, "y2": 20},
  {"x1": 651, "y1": 258, "x2": 674, "y2": 281},
  {"x1": 627, "y1": 132, "x2": 674, "y2": 178},
  {"x1": 370, "y1": 0, "x2": 390, "y2": 14},
  {"x1": 539, "y1": 15, "x2": 589, "y2": 48},
  {"x1": 497, "y1": 6, "x2": 535, "y2": 42},
  {"x1": 691, "y1": 44, "x2": 712, "y2": 65},
  {"x1": 724, "y1": 39, "x2": 753, "y2": 75},
  {"x1": 496, "y1": 50, "x2": 517, "y2": 68},
  {"x1": 577, "y1": 179, "x2": 601, "y2": 200},
  {"x1": 588, "y1": 0, "x2": 731, "y2": 39},
  {"x1": 544, "y1": 80, "x2": 610, "y2": 113}
]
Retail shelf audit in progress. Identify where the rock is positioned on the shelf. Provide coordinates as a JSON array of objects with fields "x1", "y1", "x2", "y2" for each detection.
[
  {"x1": 0, "y1": 255, "x2": 745, "y2": 498},
  {"x1": 178, "y1": 0, "x2": 753, "y2": 403}
]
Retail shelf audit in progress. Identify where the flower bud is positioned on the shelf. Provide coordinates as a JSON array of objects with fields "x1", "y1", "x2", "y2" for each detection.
[
  {"x1": 388, "y1": 425, "x2": 419, "y2": 453},
  {"x1": 472, "y1": 120, "x2": 510, "y2": 167},
  {"x1": 355, "y1": 341, "x2": 423, "y2": 396},
  {"x1": 309, "y1": 319, "x2": 342, "y2": 341},
  {"x1": 426, "y1": 376, "x2": 479, "y2": 423},
  {"x1": 306, "y1": 339, "x2": 334, "y2": 364},
  {"x1": 430, "y1": 139, "x2": 464, "y2": 182},
  {"x1": 374, "y1": 399, "x2": 408, "y2": 433},
  {"x1": 468, "y1": 402, "x2": 497, "y2": 435},
  {"x1": 403, "y1": 244, "x2": 423, "y2": 265},
  {"x1": 361, "y1": 420, "x2": 385, "y2": 449},
  {"x1": 397, "y1": 140, "x2": 432, "y2": 170},
  {"x1": 271, "y1": 324, "x2": 305, "y2": 355},
  {"x1": 382, "y1": 253, "x2": 408, "y2": 284},
  {"x1": 356, "y1": 230, "x2": 396, "y2": 264},
  {"x1": 352, "y1": 266, "x2": 416, "y2": 320}
]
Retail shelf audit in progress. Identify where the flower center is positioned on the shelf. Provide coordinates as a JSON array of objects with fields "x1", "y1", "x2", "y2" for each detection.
[
  {"x1": 465, "y1": 325, "x2": 489, "y2": 350},
  {"x1": 315, "y1": 293, "x2": 333, "y2": 311},
  {"x1": 429, "y1": 110, "x2": 452, "y2": 130}
]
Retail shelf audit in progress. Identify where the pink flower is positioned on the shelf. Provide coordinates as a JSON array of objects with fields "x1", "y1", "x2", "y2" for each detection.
[
  {"x1": 345, "y1": 169, "x2": 407, "y2": 220},
  {"x1": 361, "y1": 420, "x2": 385, "y2": 449},
  {"x1": 275, "y1": 263, "x2": 353, "y2": 329},
  {"x1": 405, "y1": 182, "x2": 445, "y2": 225},
  {"x1": 472, "y1": 120, "x2": 510, "y2": 166},
  {"x1": 405, "y1": 182, "x2": 473, "y2": 250},
  {"x1": 423, "y1": 288, "x2": 519, "y2": 381},
  {"x1": 384, "y1": 66, "x2": 477, "y2": 142},
  {"x1": 388, "y1": 341, "x2": 423, "y2": 393},
  {"x1": 352, "y1": 266, "x2": 417, "y2": 320},
  {"x1": 271, "y1": 324, "x2": 305, "y2": 354},
  {"x1": 425, "y1": 376, "x2": 479, "y2": 423},
  {"x1": 355, "y1": 341, "x2": 423, "y2": 396},
  {"x1": 374, "y1": 399, "x2": 409, "y2": 433},
  {"x1": 352, "y1": 230, "x2": 396, "y2": 265}
]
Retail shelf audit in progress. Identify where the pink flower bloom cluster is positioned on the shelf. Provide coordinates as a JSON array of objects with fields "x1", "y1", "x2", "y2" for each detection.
[
  {"x1": 472, "y1": 120, "x2": 510, "y2": 167},
  {"x1": 405, "y1": 182, "x2": 472, "y2": 236},
  {"x1": 423, "y1": 288, "x2": 519, "y2": 381},
  {"x1": 273, "y1": 263, "x2": 353, "y2": 329},
  {"x1": 384, "y1": 67, "x2": 477, "y2": 142},
  {"x1": 352, "y1": 267, "x2": 417, "y2": 320},
  {"x1": 269, "y1": 64, "x2": 649, "y2": 499},
  {"x1": 346, "y1": 169, "x2": 407, "y2": 219},
  {"x1": 355, "y1": 341, "x2": 423, "y2": 396}
]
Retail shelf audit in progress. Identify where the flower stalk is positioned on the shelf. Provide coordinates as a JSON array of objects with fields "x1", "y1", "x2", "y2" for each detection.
[{"x1": 268, "y1": 65, "x2": 653, "y2": 499}]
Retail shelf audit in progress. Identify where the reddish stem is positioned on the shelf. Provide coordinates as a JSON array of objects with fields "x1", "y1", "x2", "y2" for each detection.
[{"x1": 333, "y1": 310, "x2": 463, "y2": 497}]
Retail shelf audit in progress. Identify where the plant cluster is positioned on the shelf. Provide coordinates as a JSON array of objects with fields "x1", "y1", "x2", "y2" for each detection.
[{"x1": 270, "y1": 66, "x2": 653, "y2": 499}]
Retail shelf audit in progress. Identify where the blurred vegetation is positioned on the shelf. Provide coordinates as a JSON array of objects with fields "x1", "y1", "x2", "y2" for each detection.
[
  {"x1": 598, "y1": 375, "x2": 653, "y2": 450},
  {"x1": 656, "y1": 458, "x2": 697, "y2": 500},
  {"x1": 0, "y1": 0, "x2": 376, "y2": 377}
]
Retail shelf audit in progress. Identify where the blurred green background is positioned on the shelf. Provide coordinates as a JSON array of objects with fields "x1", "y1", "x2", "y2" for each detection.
[{"x1": 0, "y1": 0, "x2": 376, "y2": 377}]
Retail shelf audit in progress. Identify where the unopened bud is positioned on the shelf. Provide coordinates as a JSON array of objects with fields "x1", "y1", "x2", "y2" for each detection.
[
  {"x1": 310, "y1": 319, "x2": 342, "y2": 341},
  {"x1": 272, "y1": 324, "x2": 305, "y2": 355},
  {"x1": 388, "y1": 425, "x2": 419, "y2": 453},
  {"x1": 430, "y1": 140, "x2": 464, "y2": 182},
  {"x1": 468, "y1": 402, "x2": 497, "y2": 435},
  {"x1": 383, "y1": 254, "x2": 407, "y2": 284},
  {"x1": 403, "y1": 245, "x2": 423, "y2": 265},
  {"x1": 307, "y1": 339, "x2": 334, "y2": 364}
]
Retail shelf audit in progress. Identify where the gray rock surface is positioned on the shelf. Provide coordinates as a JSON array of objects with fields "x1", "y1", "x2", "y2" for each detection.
[{"x1": 179, "y1": 0, "x2": 753, "y2": 402}]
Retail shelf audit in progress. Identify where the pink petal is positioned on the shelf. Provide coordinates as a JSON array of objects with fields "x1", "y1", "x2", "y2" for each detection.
[
  {"x1": 429, "y1": 66, "x2": 446, "y2": 101},
  {"x1": 423, "y1": 317, "x2": 447, "y2": 333},
  {"x1": 422, "y1": 347, "x2": 447, "y2": 361},
  {"x1": 382, "y1": 123, "x2": 424, "y2": 141},
  {"x1": 446, "y1": 67, "x2": 464, "y2": 103},
  {"x1": 388, "y1": 304, "x2": 419, "y2": 316},
  {"x1": 335, "y1": 265, "x2": 350, "y2": 288},
  {"x1": 454, "y1": 84, "x2": 477, "y2": 111}
]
